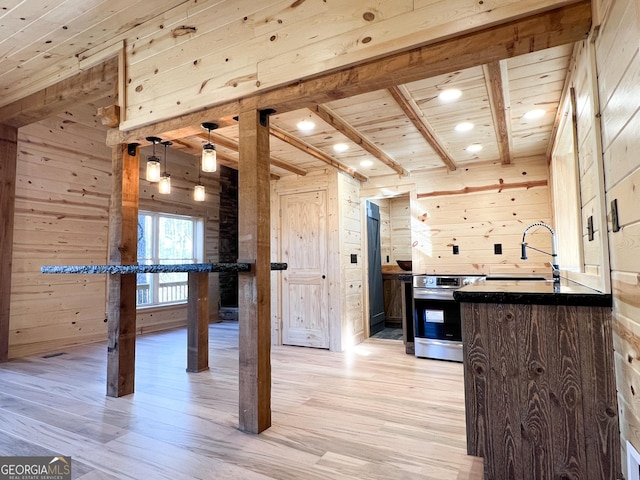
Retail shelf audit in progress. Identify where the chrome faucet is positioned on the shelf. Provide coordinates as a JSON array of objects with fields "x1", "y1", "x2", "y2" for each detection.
[{"x1": 521, "y1": 222, "x2": 560, "y2": 283}]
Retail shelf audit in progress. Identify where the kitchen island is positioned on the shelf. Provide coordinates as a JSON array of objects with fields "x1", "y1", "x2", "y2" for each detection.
[{"x1": 454, "y1": 278, "x2": 621, "y2": 480}]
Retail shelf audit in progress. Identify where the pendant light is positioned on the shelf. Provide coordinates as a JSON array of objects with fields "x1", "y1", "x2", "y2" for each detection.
[
  {"x1": 159, "y1": 140, "x2": 172, "y2": 194},
  {"x1": 193, "y1": 151, "x2": 206, "y2": 201},
  {"x1": 201, "y1": 122, "x2": 218, "y2": 172},
  {"x1": 193, "y1": 183, "x2": 206, "y2": 202},
  {"x1": 145, "y1": 136, "x2": 162, "y2": 182}
]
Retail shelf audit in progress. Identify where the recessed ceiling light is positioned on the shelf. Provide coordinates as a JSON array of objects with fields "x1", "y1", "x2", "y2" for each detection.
[
  {"x1": 333, "y1": 143, "x2": 349, "y2": 153},
  {"x1": 360, "y1": 159, "x2": 373, "y2": 168},
  {"x1": 523, "y1": 109, "x2": 545, "y2": 120},
  {"x1": 455, "y1": 122, "x2": 474, "y2": 132},
  {"x1": 439, "y1": 89, "x2": 462, "y2": 102},
  {"x1": 296, "y1": 119, "x2": 315, "y2": 132},
  {"x1": 466, "y1": 144, "x2": 483, "y2": 153}
]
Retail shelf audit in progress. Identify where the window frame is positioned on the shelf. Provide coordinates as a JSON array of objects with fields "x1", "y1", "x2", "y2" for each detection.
[{"x1": 136, "y1": 210, "x2": 205, "y2": 308}]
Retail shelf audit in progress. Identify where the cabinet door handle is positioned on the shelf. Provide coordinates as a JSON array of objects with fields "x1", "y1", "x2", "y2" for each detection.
[{"x1": 322, "y1": 275, "x2": 326, "y2": 279}]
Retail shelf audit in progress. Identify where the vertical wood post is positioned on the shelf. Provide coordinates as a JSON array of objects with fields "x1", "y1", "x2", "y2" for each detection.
[
  {"x1": 106, "y1": 143, "x2": 139, "y2": 397},
  {"x1": 0, "y1": 124, "x2": 17, "y2": 363},
  {"x1": 238, "y1": 109, "x2": 272, "y2": 433},
  {"x1": 187, "y1": 271, "x2": 209, "y2": 372}
]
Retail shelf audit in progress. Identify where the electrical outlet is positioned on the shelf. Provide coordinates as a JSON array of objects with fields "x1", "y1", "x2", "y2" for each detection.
[{"x1": 494, "y1": 243, "x2": 502, "y2": 255}]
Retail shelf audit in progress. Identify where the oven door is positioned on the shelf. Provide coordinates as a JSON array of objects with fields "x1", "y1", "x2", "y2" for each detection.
[
  {"x1": 413, "y1": 295, "x2": 463, "y2": 361},
  {"x1": 413, "y1": 297, "x2": 462, "y2": 341}
]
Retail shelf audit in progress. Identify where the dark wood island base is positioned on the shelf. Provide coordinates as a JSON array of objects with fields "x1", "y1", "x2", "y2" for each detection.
[{"x1": 455, "y1": 279, "x2": 622, "y2": 480}]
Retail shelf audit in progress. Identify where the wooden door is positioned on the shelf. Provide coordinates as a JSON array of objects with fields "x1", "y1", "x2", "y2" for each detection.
[
  {"x1": 280, "y1": 190, "x2": 329, "y2": 348},
  {"x1": 367, "y1": 201, "x2": 386, "y2": 335}
]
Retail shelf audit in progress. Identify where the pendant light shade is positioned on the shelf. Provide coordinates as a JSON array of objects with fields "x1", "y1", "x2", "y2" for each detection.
[
  {"x1": 159, "y1": 141, "x2": 172, "y2": 194},
  {"x1": 159, "y1": 174, "x2": 171, "y2": 194},
  {"x1": 146, "y1": 158, "x2": 161, "y2": 182},
  {"x1": 201, "y1": 122, "x2": 218, "y2": 173},
  {"x1": 145, "y1": 136, "x2": 162, "y2": 182},
  {"x1": 193, "y1": 183, "x2": 206, "y2": 201}
]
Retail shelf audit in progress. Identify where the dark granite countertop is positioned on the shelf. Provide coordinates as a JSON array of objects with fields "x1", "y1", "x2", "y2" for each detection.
[
  {"x1": 41, "y1": 262, "x2": 288, "y2": 274},
  {"x1": 453, "y1": 277, "x2": 611, "y2": 307}
]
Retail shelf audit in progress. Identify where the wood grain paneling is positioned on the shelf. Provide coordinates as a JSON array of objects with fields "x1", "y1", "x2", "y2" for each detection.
[
  {"x1": 9, "y1": 101, "x2": 220, "y2": 359},
  {"x1": 390, "y1": 196, "x2": 411, "y2": 262},
  {"x1": 463, "y1": 301, "x2": 621, "y2": 479},
  {"x1": 594, "y1": 0, "x2": 640, "y2": 474},
  {"x1": 0, "y1": 124, "x2": 18, "y2": 362},
  {"x1": 413, "y1": 157, "x2": 552, "y2": 275},
  {"x1": 10, "y1": 109, "x2": 111, "y2": 358},
  {"x1": 338, "y1": 173, "x2": 364, "y2": 345},
  {"x1": 112, "y1": 0, "x2": 591, "y2": 132}
]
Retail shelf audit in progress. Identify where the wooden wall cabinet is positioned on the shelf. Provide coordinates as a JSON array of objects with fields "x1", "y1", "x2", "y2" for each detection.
[{"x1": 462, "y1": 301, "x2": 621, "y2": 479}]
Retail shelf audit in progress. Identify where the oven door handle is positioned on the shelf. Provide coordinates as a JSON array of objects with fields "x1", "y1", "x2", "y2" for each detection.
[
  {"x1": 413, "y1": 289, "x2": 456, "y2": 301},
  {"x1": 416, "y1": 338, "x2": 463, "y2": 348}
]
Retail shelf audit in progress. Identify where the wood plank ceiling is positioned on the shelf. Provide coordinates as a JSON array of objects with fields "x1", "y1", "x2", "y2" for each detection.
[{"x1": 0, "y1": 1, "x2": 576, "y2": 181}]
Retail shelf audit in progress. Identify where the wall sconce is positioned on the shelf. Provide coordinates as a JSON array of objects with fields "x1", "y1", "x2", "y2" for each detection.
[
  {"x1": 201, "y1": 122, "x2": 218, "y2": 172},
  {"x1": 145, "y1": 136, "x2": 162, "y2": 182},
  {"x1": 159, "y1": 141, "x2": 172, "y2": 194}
]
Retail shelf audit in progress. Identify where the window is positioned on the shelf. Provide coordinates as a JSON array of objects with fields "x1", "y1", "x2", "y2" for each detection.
[{"x1": 136, "y1": 211, "x2": 204, "y2": 307}]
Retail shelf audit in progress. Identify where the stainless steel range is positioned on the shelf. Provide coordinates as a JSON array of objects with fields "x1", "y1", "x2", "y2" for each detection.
[{"x1": 412, "y1": 274, "x2": 482, "y2": 362}]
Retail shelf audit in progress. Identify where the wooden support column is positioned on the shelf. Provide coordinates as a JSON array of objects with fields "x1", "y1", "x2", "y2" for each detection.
[
  {"x1": 187, "y1": 271, "x2": 209, "y2": 373},
  {"x1": 106, "y1": 143, "x2": 139, "y2": 397},
  {"x1": 238, "y1": 109, "x2": 272, "y2": 433},
  {"x1": 0, "y1": 124, "x2": 17, "y2": 363}
]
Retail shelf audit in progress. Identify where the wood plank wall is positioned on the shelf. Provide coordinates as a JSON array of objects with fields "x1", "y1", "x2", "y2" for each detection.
[
  {"x1": 338, "y1": 173, "x2": 365, "y2": 347},
  {"x1": 390, "y1": 196, "x2": 412, "y2": 263},
  {"x1": 102, "y1": 0, "x2": 577, "y2": 130},
  {"x1": 363, "y1": 157, "x2": 552, "y2": 275},
  {"x1": 374, "y1": 196, "x2": 412, "y2": 268},
  {"x1": 556, "y1": 40, "x2": 611, "y2": 292},
  {"x1": 9, "y1": 103, "x2": 220, "y2": 358},
  {"x1": 591, "y1": 0, "x2": 640, "y2": 474},
  {"x1": 10, "y1": 109, "x2": 113, "y2": 357}
]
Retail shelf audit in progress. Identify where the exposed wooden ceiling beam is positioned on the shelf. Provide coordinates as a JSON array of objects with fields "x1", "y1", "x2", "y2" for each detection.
[
  {"x1": 387, "y1": 86, "x2": 457, "y2": 171},
  {"x1": 483, "y1": 61, "x2": 513, "y2": 165},
  {"x1": 107, "y1": 1, "x2": 591, "y2": 146},
  {"x1": 312, "y1": 105, "x2": 408, "y2": 177},
  {"x1": 0, "y1": 57, "x2": 118, "y2": 129},
  {"x1": 269, "y1": 126, "x2": 368, "y2": 182},
  {"x1": 200, "y1": 131, "x2": 308, "y2": 176}
]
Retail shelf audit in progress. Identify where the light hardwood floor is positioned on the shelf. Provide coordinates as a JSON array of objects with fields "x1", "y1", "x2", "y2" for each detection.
[{"x1": 0, "y1": 322, "x2": 483, "y2": 479}]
